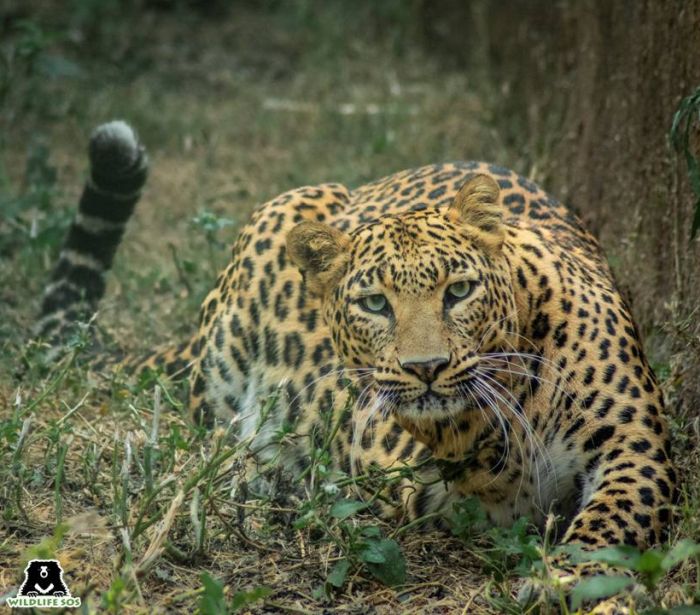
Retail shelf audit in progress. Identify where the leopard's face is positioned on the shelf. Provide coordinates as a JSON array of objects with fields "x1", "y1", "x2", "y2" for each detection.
[
  {"x1": 287, "y1": 174, "x2": 518, "y2": 425},
  {"x1": 330, "y1": 213, "x2": 517, "y2": 421}
]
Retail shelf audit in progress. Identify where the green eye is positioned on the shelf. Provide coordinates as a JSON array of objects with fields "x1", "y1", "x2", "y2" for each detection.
[
  {"x1": 361, "y1": 294, "x2": 388, "y2": 313},
  {"x1": 446, "y1": 281, "x2": 475, "y2": 300}
]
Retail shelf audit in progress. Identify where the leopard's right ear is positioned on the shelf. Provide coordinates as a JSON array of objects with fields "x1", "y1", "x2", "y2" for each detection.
[
  {"x1": 448, "y1": 174, "x2": 504, "y2": 251},
  {"x1": 286, "y1": 222, "x2": 350, "y2": 297}
]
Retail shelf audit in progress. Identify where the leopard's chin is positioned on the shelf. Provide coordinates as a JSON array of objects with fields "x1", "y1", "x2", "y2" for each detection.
[{"x1": 394, "y1": 392, "x2": 475, "y2": 422}]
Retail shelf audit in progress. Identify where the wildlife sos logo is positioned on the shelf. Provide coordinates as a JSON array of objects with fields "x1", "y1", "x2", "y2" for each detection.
[{"x1": 6, "y1": 559, "x2": 81, "y2": 609}]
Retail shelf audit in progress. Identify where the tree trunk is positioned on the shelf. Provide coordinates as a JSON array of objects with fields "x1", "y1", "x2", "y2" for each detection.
[{"x1": 425, "y1": 0, "x2": 700, "y2": 420}]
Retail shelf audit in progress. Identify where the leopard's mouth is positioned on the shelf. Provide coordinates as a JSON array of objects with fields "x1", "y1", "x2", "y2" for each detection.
[
  {"x1": 414, "y1": 390, "x2": 447, "y2": 403},
  {"x1": 372, "y1": 381, "x2": 479, "y2": 421},
  {"x1": 373, "y1": 377, "x2": 478, "y2": 404}
]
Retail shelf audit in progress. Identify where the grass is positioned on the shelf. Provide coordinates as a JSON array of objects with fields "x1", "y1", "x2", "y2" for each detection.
[{"x1": 1, "y1": 2, "x2": 700, "y2": 613}]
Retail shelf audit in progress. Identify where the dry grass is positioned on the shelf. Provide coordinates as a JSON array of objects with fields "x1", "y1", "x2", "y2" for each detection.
[{"x1": 0, "y1": 368, "x2": 494, "y2": 613}]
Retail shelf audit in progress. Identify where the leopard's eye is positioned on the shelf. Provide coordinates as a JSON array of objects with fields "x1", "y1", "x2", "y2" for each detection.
[
  {"x1": 446, "y1": 281, "x2": 475, "y2": 301},
  {"x1": 360, "y1": 294, "x2": 388, "y2": 313}
]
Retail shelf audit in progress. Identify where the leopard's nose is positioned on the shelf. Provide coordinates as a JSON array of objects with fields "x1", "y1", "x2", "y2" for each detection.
[{"x1": 400, "y1": 357, "x2": 449, "y2": 384}]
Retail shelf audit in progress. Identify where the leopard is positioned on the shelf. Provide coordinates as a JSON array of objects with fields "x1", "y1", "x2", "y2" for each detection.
[{"x1": 35, "y1": 121, "x2": 677, "y2": 610}]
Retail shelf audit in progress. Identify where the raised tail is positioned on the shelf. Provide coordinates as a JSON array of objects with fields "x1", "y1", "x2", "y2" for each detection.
[{"x1": 35, "y1": 121, "x2": 148, "y2": 346}]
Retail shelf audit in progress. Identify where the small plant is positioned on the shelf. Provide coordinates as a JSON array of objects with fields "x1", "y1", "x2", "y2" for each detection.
[
  {"x1": 565, "y1": 540, "x2": 700, "y2": 611},
  {"x1": 191, "y1": 210, "x2": 237, "y2": 240},
  {"x1": 0, "y1": 20, "x2": 51, "y2": 106},
  {"x1": 287, "y1": 395, "x2": 411, "y2": 597},
  {"x1": 101, "y1": 575, "x2": 128, "y2": 613},
  {"x1": 0, "y1": 18, "x2": 82, "y2": 119},
  {"x1": 450, "y1": 496, "x2": 700, "y2": 612},
  {"x1": 670, "y1": 85, "x2": 700, "y2": 240},
  {"x1": 0, "y1": 137, "x2": 74, "y2": 290},
  {"x1": 198, "y1": 572, "x2": 272, "y2": 614},
  {"x1": 450, "y1": 495, "x2": 488, "y2": 541},
  {"x1": 191, "y1": 210, "x2": 237, "y2": 275},
  {"x1": 317, "y1": 501, "x2": 406, "y2": 592},
  {"x1": 450, "y1": 496, "x2": 541, "y2": 579}
]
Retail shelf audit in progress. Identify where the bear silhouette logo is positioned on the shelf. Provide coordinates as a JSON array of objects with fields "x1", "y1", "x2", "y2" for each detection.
[
  {"x1": 7, "y1": 559, "x2": 80, "y2": 608},
  {"x1": 18, "y1": 560, "x2": 71, "y2": 597}
]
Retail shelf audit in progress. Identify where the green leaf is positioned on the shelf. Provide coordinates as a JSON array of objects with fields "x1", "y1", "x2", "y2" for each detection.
[
  {"x1": 574, "y1": 545, "x2": 641, "y2": 570},
  {"x1": 662, "y1": 539, "x2": 700, "y2": 571},
  {"x1": 637, "y1": 549, "x2": 664, "y2": 573},
  {"x1": 361, "y1": 525, "x2": 382, "y2": 538},
  {"x1": 570, "y1": 575, "x2": 634, "y2": 610},
  {"x1": 327, "y1": 558, "x2": 350, "y2": 588},
  {"x1": 360, "y1": 539, "x2": 388, "y2": 564},
  {"x1": 364, "y1": 539, "x2": 406, "y2": 586},
  {"x1": 450, "y1": 496, "x2": 488, "y2": 541},
  {"x1": 311, "y1": 584, "x2": 330, "y2": 601},
  {"x1": 198, "y1": 572, "x2": 226, "y2": 615},
  {"x1": 330, "y1": 498, "x2": 368, "y2": 520},
  {"x1": 101, "y1": 576, "x2": 126, "y2": 610},
  {"x1": 22, "y1": 523, "x2": 69, "y2": 564},
  {"x1": 230, "y1": 586, "x2": 272, "y2": 612},
  {"x1": 637, "y1": 549, "x2": 666, "y2": 588},
  {"x1": 293, "y1": 509, "x2": 316, "y2": 529}
]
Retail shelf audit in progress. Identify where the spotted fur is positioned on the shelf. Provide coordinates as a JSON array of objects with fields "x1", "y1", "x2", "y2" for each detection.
[{"x1": 39, "y1": 123, "x2": 676, "y2": 586}]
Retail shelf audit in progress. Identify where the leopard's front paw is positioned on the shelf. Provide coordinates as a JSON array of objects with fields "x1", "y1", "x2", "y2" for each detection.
[
  {"x1": 587, "y1": 597, "x2": 632, "y2": 615},
  {"x1": 517, "y1": 565, "x2": 576, "y2": 612},
  {"x1": 517, "y1": 560, "x2": 637, "y2": 614}
]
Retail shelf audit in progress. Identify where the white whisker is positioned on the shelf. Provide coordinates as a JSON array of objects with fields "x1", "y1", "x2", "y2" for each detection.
[
  {"x1": 469, "y1": 378, "x2": 514, "y2": 484},
  {"x1": 476, "y1": 368, "x2": 555, "y2": 503}
]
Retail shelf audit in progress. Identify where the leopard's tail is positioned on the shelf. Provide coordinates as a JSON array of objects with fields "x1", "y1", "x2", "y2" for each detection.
[{"x1": 34, "y1": 121, "x2": 148, "y2": 347}]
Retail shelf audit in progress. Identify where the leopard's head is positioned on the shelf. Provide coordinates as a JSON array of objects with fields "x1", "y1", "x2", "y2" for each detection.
[{"x1": 287, "y1": 175, "x2": 518, "y2": 437}]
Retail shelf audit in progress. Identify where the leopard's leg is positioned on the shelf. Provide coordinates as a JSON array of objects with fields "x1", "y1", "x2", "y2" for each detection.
[
  {"x1": 520, "y1": 384, "x2": 677, "y2": 610},
  {"x1": 563, "y1": 417, "x2": 675, "y2": 552}
]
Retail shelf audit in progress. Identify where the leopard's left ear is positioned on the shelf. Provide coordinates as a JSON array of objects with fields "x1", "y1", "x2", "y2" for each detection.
[
  {"x1": 448, "y1": 174, "x2": 505, "y2": 250},
  {"x1": 286, "y1": 221, "x2": 350, "y2": 297}
]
